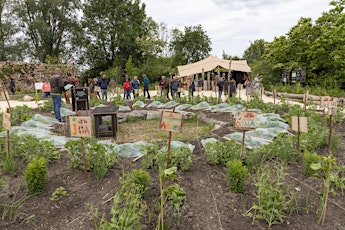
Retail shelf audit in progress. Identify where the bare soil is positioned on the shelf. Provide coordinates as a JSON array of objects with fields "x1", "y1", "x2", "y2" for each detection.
[{"x1": 1, "y1": 104, "x2": 345, "y2": 230}]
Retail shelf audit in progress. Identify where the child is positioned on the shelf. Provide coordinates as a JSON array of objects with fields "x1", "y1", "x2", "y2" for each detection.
[
  {"x1": 123, "y1": 78, "x2": 131, "y2": 100},
  {"x1": 42, "y1": 79, "x2": 51, "y2": 98}
]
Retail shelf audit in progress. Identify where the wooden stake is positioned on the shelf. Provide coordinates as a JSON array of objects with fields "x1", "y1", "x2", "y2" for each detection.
[
  {"x1": 297, "y1": 111, "x2": 301, "y2": 154},
  {"x1": 81, "y1": 137, "x2": 87, "y2": 178},
  {"x1": 240, "y1": 130, "x2": 246, "y2": 161},
  {"x1": 328, "y1": 114, "x2": 333, "y2": 153},
  {"x1": 166, "y1": 131, "x2": 172, "y2": 168}
]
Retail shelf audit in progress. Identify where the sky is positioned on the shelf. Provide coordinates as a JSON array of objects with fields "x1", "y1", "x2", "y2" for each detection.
[{"x1": 141, "y1": 0, "x2": 332, "y2": 58}]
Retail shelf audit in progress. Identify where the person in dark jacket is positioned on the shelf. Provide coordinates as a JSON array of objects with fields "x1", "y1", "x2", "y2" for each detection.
[
  {"x1": 50, "y1": 68, "x2": 65, "y2": 122},
  {"x1": 217, "y1": 77, "x2": 225, "y2": 101},
  {"x1": 143, "y1": 74, "x2": 150, "y2": 99},
  {"x1": 98, "y1": 74, "x2": 109, "y2": 100},
  {"x1": 9, "y1": 78, "x2": 15, "y2": 95},
  {"x1": 170, "y1": 76, "x2": 180, "y2": 97}
]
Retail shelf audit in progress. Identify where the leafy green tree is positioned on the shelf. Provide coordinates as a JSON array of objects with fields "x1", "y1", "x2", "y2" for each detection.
[
  {"x1": 169, "y1": 24, "x2": 212, "y2": 65},
  {"x1": 0, "y1": 0, "x2": 26, "y2": 61},
  {"x1": 243, "y1": 39, "x2": 267, "y2": 64},
  {"x1": 13, "y1": 0, "x2": 80, "y2": 63},
  {"x1": 79, "y1": 0, "x2": 151, "y2": 72},
  {"x1": 125, "y1": 55, "x2": 138, "y2": 78}
]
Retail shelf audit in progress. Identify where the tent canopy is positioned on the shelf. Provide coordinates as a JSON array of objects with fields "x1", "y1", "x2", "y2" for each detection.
[{"x1": 177, "y1": 55, "x2": 251, "y2": 77}]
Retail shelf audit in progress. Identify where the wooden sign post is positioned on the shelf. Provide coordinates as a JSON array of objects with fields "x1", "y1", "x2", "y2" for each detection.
[
  {"x1": 328, "y1": 97, "x2": 337, "y2": 153},
  {"x1": 273, "y1": 89, "x2": 277, "y2": 104},
  {"x1": 3, "y1": 108, "x2": 11, "y2": 159},
  {"x1": 320, "y1": 96, "x2": 331, "y2": 125},
  {"x1": 235, "y1": 109, "x2": 257, "y2": 160},
  {"x1": 69, "y1": 116, "x2": 92, "y2": 177},
  {"x1": 159, "y1": 110, "x2": 184, "y2": 168},
  {"x1": 291, "y1": 112, "x2": 308, "y2": 153}
]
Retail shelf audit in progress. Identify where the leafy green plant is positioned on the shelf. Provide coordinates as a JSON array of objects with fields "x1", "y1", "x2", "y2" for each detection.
[
  {"x1": 65, "y1": 138, "x2": 118, "y2": 179},
  {"x1": 50, "y1": 187, "x2": 68, "y2": 201},
  {"x1": 302, "y1": 151, "x2": 322, "y2": 177},
  {"x1": 10, "y1": 105, "x2": 31, "y2": 125},
  {"x1": 163, "y1": 183, "x2": 186, "y2": 213},
  {"x1": 24, "y1": 157, "x2": 48, "y2": 195},
  {"x1": 204, "y1": 140, "x2": 240, "y2": 165},
  {"x1": 37, "y1": 99, "x2": 53, "y2": 112},
  {"x1": 120, "y1": 169, "x2": 150, "y2": 198},
  {"x1": 226, "y1": 159, "x2": 248, "y2": 193},
  {"x1": 247, "y1": 164, "x2": 295, "y2": 228},
  {"x1": 142, "y1": 144, "x2": 193, "y2": 171}
]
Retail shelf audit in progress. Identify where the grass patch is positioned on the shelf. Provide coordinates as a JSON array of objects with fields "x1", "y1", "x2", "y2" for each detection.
[{"x1": 116, "y1": 118, "x2": 213, "y2": 143}]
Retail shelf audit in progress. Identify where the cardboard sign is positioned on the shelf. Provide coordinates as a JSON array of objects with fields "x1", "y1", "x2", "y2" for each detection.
[
  {"x1": 1, "y1": 90, "x2": 10, "y2": 100},
  {"x1": 235, "y1": 111, "x2": 257, "y2": 130},
  {"x1": 159, "y1": 111, "x2": 183, "y2": 132},
  {"x1": 320, "y1": 96, "x2": 331, "y2": 109},
  {"x1": 69, "y1": 116, "x2": 92, "y2": 137},
  {"x1": 2, "y1": 111, "x2": 11, "y2": 130},
  {"x1": 328, "y1": 98, "x2": 338, "y2": 108},
  {"x1": 291, "y1": 116, "x2": 308, "y2": 133},
  {"x1": 35, "y1": 82, "x2": 43, "y2": 90}
]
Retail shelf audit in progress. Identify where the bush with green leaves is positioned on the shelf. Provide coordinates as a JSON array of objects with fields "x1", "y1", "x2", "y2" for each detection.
[
  {"x1": 164, "y1": 183, "x2": 186, "y2": 213},
  {"x1": 142, "y1": 144, "x2": 193, "y2": 171},
  {"x1": 247, "y1": 164, "x2": 295, "y2": 228},
  {"x1": 226, "y1": 159, "x2": 248, "y2": 193},
  {"x1": 302, "y1": 151, "x2": 322, "y2": 177},
  {"x1": 24, "y1": 157, "x2": 48, "y2": 195},
  {"x1": 64, "y1": 138, "x2": 118, "y2": 179},
  {"x1": 204, "y1": 140, "x2": 240, "y2": 165}
]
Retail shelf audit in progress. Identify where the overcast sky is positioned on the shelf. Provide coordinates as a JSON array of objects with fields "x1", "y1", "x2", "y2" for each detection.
[{"x1": 141, "y1": 0, "x2": 332, "y2": 58}]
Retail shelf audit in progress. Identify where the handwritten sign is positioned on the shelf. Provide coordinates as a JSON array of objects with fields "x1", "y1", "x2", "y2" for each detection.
[
  {"x1": 235, "y1": 111, "x2": 257, "y2": 130},
  {"x1": 320, "y1": 96, "x2": 331, "y2": 109},
  {"x1": 69, "y1": 116, "x2": 92, "y2": 137},
  {"x1": 291, "y1": 116, "x2": 308, "y2": 133},
  {"x1": 2, "y1": 111, "x2": 11, "y2": 130},
  {"x1": 159, "y1": 111, "x2": 183, "y2": 132}
]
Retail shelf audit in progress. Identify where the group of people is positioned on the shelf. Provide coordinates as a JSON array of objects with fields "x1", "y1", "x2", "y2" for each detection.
[
  {"x1": 244, "y1": 74, "x2": 263, "y2": 98},
  {"x1": 88, "y1": 74, "x2": 115, "y2": 100},
  {"x1": 122, "y1": 74, "x2": 151, "y2": 100},
  {"x1": 216, "y1": 75, "x2": 237, "y2": 100}
]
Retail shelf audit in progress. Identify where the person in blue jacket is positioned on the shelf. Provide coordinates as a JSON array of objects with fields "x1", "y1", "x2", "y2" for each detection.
[
  {"x1": 143, "y1": 74, "x2": 150, "y2": 99},
  {"x1": 98, "y1": 74, "x2": 109, "y2": 100}
]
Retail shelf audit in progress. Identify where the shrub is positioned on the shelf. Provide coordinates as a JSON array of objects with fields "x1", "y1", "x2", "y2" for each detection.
[
  {"x1": 226, "y1": 159, "x2": 248, "y2": 193},
  {"x1": 120, "y1": 169, "x2": 150, "y2": 198},
  {"x1": 204, "y1": 140, "x2": 240, "y2": 165},
  {"x1": 24, "y1": 157, "x2": 48, "y2": 195}
]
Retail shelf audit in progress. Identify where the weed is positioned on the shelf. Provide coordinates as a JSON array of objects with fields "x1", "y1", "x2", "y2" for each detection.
[
  {"x1": 24, "y1": 157, "x2": 48, "y2": 195},
  {"x1": 50, "y1": 187, "x2": 68, "y2": 201},
  {"x1": 1, "y1": 187, "x2": 31, "y2": 221}
]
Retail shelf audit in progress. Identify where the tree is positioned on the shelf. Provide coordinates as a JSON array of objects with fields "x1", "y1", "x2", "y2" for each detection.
[
  {"x1": 243, "y1": 39, "x2": 267, "y2": 64},
  {"x1": 14, "y1": 0, "x2": 80, "y2": 62},
  {"x1": 169, "y1": 24, "x2": 212, "y2": 65},
  {"x1": 0, "y1": 0, "x2": 25, "y2": 61},
  {"x1": 79, "y1": 0, "x2": 152, "y2": 74}
]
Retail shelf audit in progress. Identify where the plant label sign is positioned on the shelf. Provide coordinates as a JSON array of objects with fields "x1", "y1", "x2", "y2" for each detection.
[
  {"x1": 2, "y1": 111, "x2": 11, "y2": 130},
  {"x1": 159, "y1": 111, "x2": 183, "y2": 132},
  {"x1": 291, "y1": 116, "x2": 308, "y2": 133},
  {"x1": 320, "y1": 96, "x2": 331, "y2": 109},
  {"x1": 235, "y1": 111, "x2": 257, "y2": 130},
  {"x1": 34, "y1": 82, "x2": 43, "y2": 90},
  {"x1": 69, "y1": 116, "x2": 92, "y2": 137}
]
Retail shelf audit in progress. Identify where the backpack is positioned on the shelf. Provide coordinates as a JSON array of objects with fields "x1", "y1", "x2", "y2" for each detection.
[{"x1": 124, "y1": 81, "x2": 131, "y2": 91}]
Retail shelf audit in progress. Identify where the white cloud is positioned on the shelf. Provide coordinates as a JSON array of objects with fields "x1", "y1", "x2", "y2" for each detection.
[{"x1": 142, "y1": 0, "x2": 332, "y2": 57}]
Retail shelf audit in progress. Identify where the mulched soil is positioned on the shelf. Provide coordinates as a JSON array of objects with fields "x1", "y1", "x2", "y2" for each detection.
[{"x1": 1, "y1": 103, "x2": 345, "y2": 230}]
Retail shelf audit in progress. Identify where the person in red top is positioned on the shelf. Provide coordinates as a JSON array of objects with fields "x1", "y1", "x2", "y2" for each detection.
[
  {"x1": 123, "y1": 78, "x2": 131, "y2": 100},
  {"x1": 42, "y1": 78, "x2": 51, "y2": 98}
]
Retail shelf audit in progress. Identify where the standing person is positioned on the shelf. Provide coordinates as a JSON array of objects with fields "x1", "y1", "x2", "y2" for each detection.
[
  {"x1": 131, "y1": 76, "x2": 140, "y2": 98},
  {"x1": 189, "y1": 78, "x2": 196, "y2": 97},
  {"x1": 50, "y1": 68, "x2": 65, "y2": 122},
  {"x1": 170, "y1": 76, "x2": 180, "y2": 97},
  {"x1": 217, "y1": 77, "x2": 225, "y2": 101},
  {"x1": 98, "y1": 74, "x2": 109, "y2": 100},
  {"x1": 123, "y1": 78, "x2": 131, "y2": 100},
  {"x1": 229, "y1": 76, "x2": 237, "y2": 97},
  {"x1": 159, "y1": 76, "x2": 169, "y2": 99},
  {"x1": 88, "y1": 78, "x2": 95, "y2": 99},
  {"x1": 108, "y1": 78, "x2": 116, "y2": 97},
  {"x1": 244, "y1": 76, "x2": 253, "y2": 100},
  {"x1": 42, "y1": 78, "x2": 51, "y2": 98},
  {"x1": 9, "y1": 78, "x2": 15, "y2": 95},
  {"x1": 143, "y1": 74, "x2": 150, "y2": 99},
  {"x1": 93, "y1": 78, "x2": 101, "y2": 99},
  {"x1": 122, "y1": 74, "x2": 130, "y2": 98},
  {"x1": 253, "y1": 74, "x2": 263, "y2": 95}
]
